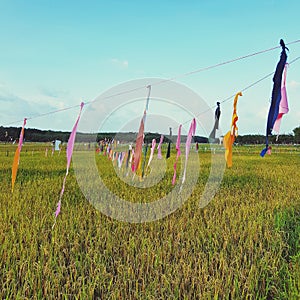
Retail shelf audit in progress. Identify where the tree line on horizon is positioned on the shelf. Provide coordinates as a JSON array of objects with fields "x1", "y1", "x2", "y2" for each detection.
[{"x1": 0, "y1": 126, "x2": 299, "y2": 145}]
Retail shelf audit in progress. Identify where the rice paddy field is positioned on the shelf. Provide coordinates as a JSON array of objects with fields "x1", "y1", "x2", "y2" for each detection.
[{"x1": 0, "y1": 143, "x2": 299, "y2": 299}]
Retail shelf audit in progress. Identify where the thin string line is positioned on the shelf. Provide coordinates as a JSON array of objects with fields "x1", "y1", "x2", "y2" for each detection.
[
  {"x1": 179, "y1": 55, "x2": 300, "y2": 129},
  {"x1": 3, "y1": 104, "x2": 81, "y2": 126},
  {"x1": 221, "y1": 55, "x2": 300, "y2": 106},
  {"x1": 179, "y1": 72, "x2": 275, "y2": 127},
  {"x1": 3, "y1": 40, "x2": 300, "y2": 127},
  {"x1": 136, "y1": 39, "x2": 300, "y2": 88}
]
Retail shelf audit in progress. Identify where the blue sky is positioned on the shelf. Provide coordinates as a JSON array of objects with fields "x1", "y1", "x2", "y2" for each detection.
[{"x1": 0, "y1": 0, "x2": 299, "y2": 136}]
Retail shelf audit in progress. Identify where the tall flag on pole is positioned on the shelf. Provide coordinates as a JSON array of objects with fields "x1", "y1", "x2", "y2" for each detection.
[
  {"x1": 261, "y1": 39, "x2": 288, "y2": 157},
  {"x1": 53, "y1": 102, "x2": 84, "y2": 228},
  {"x1": 126, "y1": 145, "x2": 132, "y2": 169},
  {"x1": 133, "y1": 85, "x2": 151, "y2": 172},
  {"x1": 172, "y1": 124, "x2": 182, "y2": 185},
  {"x1": 131, "y1": 148, "x2": 135, "y2": 172},
  {"x1": 147, "y1": 138, "x2": 157, "y2": 168},
  {"x1": 182, "y1": 118, "x2": 196, "y2": 184},
  {"x1": 223, "y1": 92, "x2": 242, "y2": 167},
  {"x1": 11, "y1": 118, "x2": 27, "y2": 192},
  {"x1": 133, "y1": 111, "x2": 145, "y2": 172},
  {"x1": 273, "y1": 63, "x2": 289, "y2": 138},
  {"x1": 166, "y1": 141, "x2": 171, "y2": 159},
  {"x1": 209, "y1": 102, "x2": 221, "y2": 141},
  {"x1": 141, "y1": 143, "x2": 148, "y2": 178},
  {"x1": 157, "y1": 135, "x2": 164, "y2": 159}
]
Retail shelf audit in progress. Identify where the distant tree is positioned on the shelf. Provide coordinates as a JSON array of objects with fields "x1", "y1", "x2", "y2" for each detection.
[
  {"x1": 293, "y1": 126, "x2": 300, "y2": 143},
  {"x1": 144, "y1": 133, "x2": 162, "y2": 144}
]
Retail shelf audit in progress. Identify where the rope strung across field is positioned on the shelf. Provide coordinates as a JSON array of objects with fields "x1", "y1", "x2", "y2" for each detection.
[
  {"x1": 180, "y1": 55, "x2": 300, "y2": 127},
  {"x1": 3, "y1": 39, "x2": 300, "y2": 127}
]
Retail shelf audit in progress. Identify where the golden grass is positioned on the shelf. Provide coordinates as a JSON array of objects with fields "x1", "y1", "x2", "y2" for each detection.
[{"x1": 0, "y1": 143, "x2": 299, "y2": 299}]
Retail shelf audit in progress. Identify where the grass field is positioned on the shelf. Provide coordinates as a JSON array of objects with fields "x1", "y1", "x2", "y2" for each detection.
[{"x1": 0, "y1": 143, "x2": 299, "y2": 299}]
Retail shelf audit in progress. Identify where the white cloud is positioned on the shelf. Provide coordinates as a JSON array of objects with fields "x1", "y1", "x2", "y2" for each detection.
[
  {"x1": 38, "y1": 86, "x2": 69, "y2": 98},
  {"x1": 287, "y1": 80, "x2": 300, "y2": 88},
  {"x1": 110, "y1": 58, "x2": 129, "y2": 68},
  {"x1": 0, "y1": 86, "x2": 60, "y2": 127},
  {"x1": 255, "y1": 105, "x2": 269, "y2": 120}
]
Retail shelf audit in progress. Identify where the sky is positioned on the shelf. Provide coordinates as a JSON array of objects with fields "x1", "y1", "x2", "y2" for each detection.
[{"x1": 0, "y1": 0, "x2": 299, "y2": 137}]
